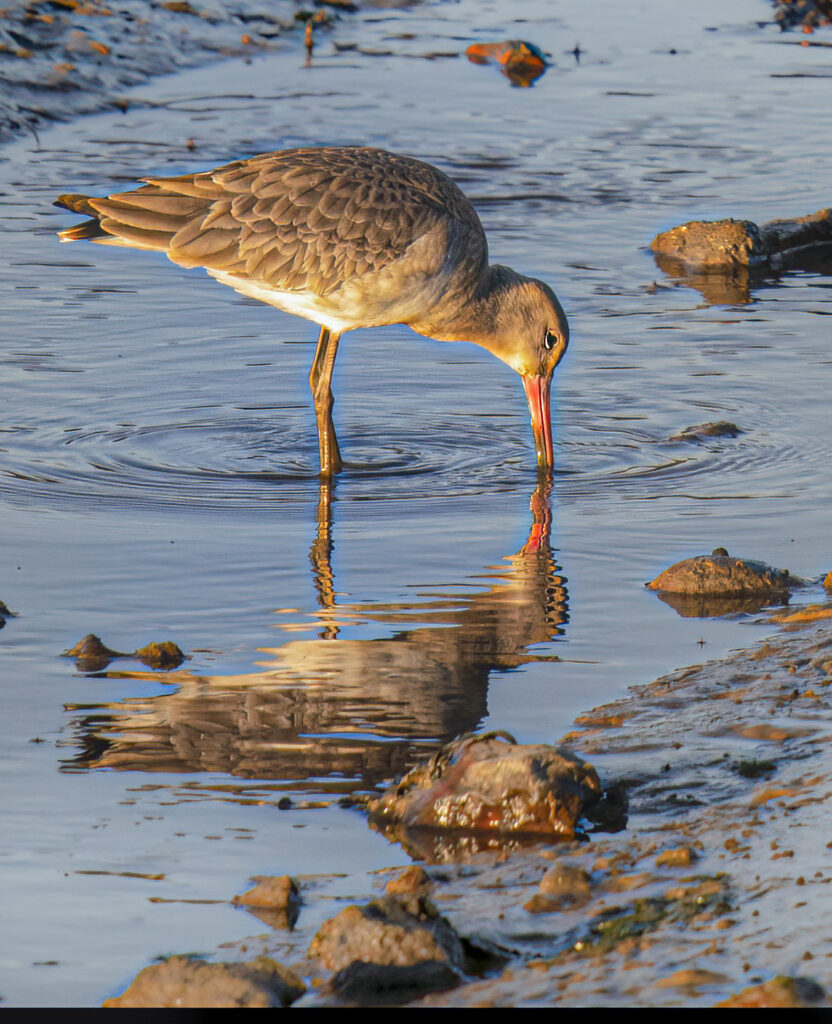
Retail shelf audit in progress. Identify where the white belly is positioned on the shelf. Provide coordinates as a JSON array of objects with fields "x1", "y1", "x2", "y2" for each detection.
[{"x1": 208, "y1": 271, "x2": 356, "y2": 334}]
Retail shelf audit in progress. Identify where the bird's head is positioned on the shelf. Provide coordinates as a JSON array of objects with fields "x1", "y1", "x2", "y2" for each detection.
[{"x1": 475, "y1": 268, "x2": 569, "y2": 472}]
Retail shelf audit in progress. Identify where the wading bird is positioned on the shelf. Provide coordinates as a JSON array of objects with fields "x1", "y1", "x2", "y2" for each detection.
[{"x1": 56, "y1": 146, "x2": 569, "y2": 476}]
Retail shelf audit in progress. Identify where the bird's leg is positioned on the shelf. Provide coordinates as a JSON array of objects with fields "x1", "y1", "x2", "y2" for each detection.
[{"x1": 308, "y1": 326, "x2": 343, "y2": 476}]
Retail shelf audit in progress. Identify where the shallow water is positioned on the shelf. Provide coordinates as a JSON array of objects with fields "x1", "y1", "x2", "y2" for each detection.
[{"x1": 2, "y1": 0, "x2": 832, "y2": 1006}]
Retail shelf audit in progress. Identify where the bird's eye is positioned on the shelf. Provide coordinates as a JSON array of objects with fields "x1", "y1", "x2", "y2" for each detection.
[{"x1": 543, "y1": 330, "x2": 558, "y2": 351}]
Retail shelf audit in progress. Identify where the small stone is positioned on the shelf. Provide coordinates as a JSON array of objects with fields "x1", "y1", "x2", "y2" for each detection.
[
  {"x1": 655, "y1": 847, "x2": 696, "y2": 868},
  {"x1": 385, "y1": 866, "x2": 433, "y2": 897},
  {"x1": 102, "y1": 955, "x2": 305, "y2": 1008},
  {"x1": 232, "y1": 875, "x2": 300, "y2": 929},
  {"x1": 61, "y1": 633, "x2": 123, "y2": 671},
  {"x1": 308, "y1": 895, "x2": 465, "y2": 975},
  {"x1": 133, "y1": 641, "x2": 185, "y2": 669}
]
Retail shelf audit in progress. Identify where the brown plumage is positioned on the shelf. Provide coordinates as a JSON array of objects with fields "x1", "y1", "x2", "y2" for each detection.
[{"x1": 55, "y1": 146, "x2": 569, "y2": 476}]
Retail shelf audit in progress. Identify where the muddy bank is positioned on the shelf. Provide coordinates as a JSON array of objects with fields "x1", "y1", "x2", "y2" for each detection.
[
  {"x1": 105, "y1": 606, "x2": 832, "y2": 1006},
  {"x1": 0, "y1": 0, "x2": 336, "y2": 141}
]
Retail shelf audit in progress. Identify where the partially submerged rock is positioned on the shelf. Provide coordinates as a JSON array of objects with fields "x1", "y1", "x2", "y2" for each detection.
[
  {"x1": 465, "y1": 40, "x2": 548, "y2": 86},
  {"x1": 651, "y1": 208, "x2": 832, "y2": 269},
  {"x1": 366, "y1": 732, "x2": 601, "y2": 857},
  {"x1": 232, "y1": 874, "x2": 301, "y2": 929},
  {"x1": 62, "y1": 634, "x2": 123, "y2": 672},
  {"x1": 133, "y1": 641, "x2": 186, "y2": 669},
  {"x1": 647, "y1": 549, "x2": 795, "y2": 617},
  {"x1": 62, "y1": 633, "x2": 185, "y2": 671},
  {"x1": 717, "y1": 974, "x2": 826, "y2": 1008},
  {"x1": 103, "y1": 955, "x2": 305, "y2": 1008},
  {"x1": 308, "y1": 894, "x2": 466, "y2": 975},
  {"x1": 669, "y1": 421, "x2": 742, "y2": 442}
]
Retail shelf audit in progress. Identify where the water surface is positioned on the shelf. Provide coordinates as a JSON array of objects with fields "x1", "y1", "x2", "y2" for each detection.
[{"x1": 2, "y1": 0, "x2": 832, "y2": 1005}]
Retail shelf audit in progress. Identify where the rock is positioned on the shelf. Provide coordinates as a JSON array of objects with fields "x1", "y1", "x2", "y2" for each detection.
[
  {"x1": 650, "y1": 208, "x2": 832, "y2": 269},
  {"x1": 102, "y1": 955, "x2": 305, "y2": 1008},
  {"x1": 232, "y1": 875, "x2": 300, "y2": 929},
  {"x1": 717, "y1": 975, "x2": 826, "y2": 1008},
  {"x1": 308, "y1": 894, "x2": 466, "y2": 975},
  {"x1": 366, "y1": 732, "x2": 601, "y2": 851},
  {"x1": 652, "y1": 218, "x2": 764, "y2": 268},
  {"x1": 655, "y1": 846, "x2": 696, "y2": 868},
  {"x1": 465, "y1": 40, "x2": 548, "y2": 87},
  {"x1": 133, "y1": 641, "x2": 185, "y2": 669},
  {"x1": 61, "y1": 633, "x2": 123, "y2": 672},
  {"x1": 647, "y1": 550, "x2": 793, "y2": 599},
  {"x1": 772, "y1": 1, "x2": 832, "y2": 32},
  {"x1": 669, "y1": 421, "x2": 742, "y2": 442},
  {"x1": 647, "y1": 550, "x2": 798, "y2": 618},
  {"x1": 385, "y1": 866, "x2": 434, "y2": 898},
  {"x1": 325, "y1": 959, "x2": 463, "y2": 1005},
  {"x1": 656, "y1": 968, "x2": 730, "y2": 990},
  {"x1": 824, "y1": 571, "x2": 832, "y2": 591},
  {"x1": 61, "y1": 634, "x2": 185, "y2": 671},
  {"x1": 524, "y1": 862, "x2": 592, "y2": 913}
]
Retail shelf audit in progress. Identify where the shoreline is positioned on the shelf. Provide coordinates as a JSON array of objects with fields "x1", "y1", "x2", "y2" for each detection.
[{"x1": 105, "y1": 601, "x2": 832, "y2": 1007}]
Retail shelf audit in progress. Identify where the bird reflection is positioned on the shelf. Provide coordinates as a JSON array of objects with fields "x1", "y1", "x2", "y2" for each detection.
[{"x1": 63, "y1": 482, "x2": 569, "y2": 795}]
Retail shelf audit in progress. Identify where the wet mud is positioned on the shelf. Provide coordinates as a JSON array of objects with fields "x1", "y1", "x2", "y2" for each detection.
[
  {"x1": 103, "y1": 605, "x2": 832, "y2": 1007},
  {"x1": 0, "y1": 0, "x2": 332, "y2": 142}
]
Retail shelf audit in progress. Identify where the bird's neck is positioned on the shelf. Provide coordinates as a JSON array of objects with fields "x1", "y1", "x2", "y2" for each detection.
[
  {"x1": 410, "y1": 265, "x2": 528, "y2": 372},
  {"x1": 412, "y1": 264, "x2": 521, "y2": 345}
]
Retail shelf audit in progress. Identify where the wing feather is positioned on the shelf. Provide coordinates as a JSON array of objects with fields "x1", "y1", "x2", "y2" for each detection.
[{"x1": 56, "y1": 146, "x2": 488, "y2": 297}]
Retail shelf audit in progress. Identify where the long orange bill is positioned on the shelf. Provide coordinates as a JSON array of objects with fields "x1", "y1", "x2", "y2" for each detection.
[{"x1": 523, "y1": 374, "x2": 554, "y2": 472}]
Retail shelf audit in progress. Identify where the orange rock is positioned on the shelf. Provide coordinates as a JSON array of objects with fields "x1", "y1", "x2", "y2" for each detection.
[{"x1": 465, "y1": 40, "x2": 548, "y2": 86}]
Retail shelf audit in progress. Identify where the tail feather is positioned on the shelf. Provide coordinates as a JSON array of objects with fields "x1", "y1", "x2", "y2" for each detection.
[
  {"x1": 55, "y1": 182, "x2": 212, "y2": 253},
  {"x1": 58, "y1": 218, "x2": 107, "y2": 243},
  {"x1": 55, "y1": 192, "x2": 99, "y2": 216}
]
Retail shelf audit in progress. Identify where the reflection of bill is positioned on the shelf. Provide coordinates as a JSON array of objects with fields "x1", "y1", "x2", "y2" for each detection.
[{"x1": 64, "y1": 483, "x2": 569, "y2": 793}]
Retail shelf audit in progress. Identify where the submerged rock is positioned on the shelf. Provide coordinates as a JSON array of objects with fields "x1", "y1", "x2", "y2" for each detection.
[
  {"x1": 308, "y1": 894, "x2": 466, "y2": 975},
  {"x1": 366, "y1": 732, "x2": 601, "y2": 853},
  {"x1": 232, "y1": 875, "x2": 301, "y2": 929},
  {"x1": 669, "y1": 421, "x2": 742, "y2": 442},
  {"x1": 103, "y1": 954, "x2": 305, "y2": 1008},
  {"x1": 651, "y1": 208, "x2": 832, "y2": 268}
]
